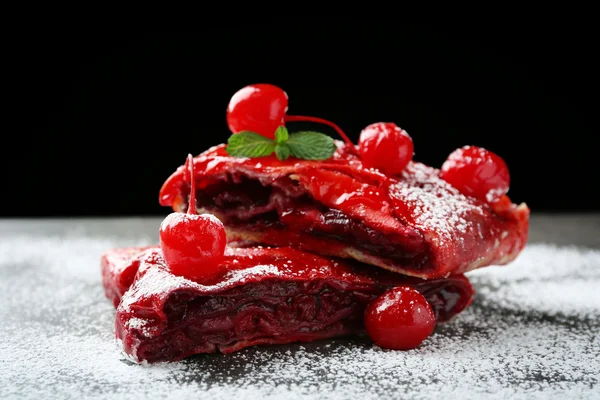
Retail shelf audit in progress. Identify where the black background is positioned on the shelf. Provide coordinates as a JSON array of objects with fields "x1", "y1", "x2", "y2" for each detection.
[{"x1": 5, "y1": 22, "x2": 597, "y2": 217}]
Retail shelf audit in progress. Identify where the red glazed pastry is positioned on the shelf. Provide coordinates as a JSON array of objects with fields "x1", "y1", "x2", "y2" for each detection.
[
  {"x1": 102, "y1": 246, "x2": 474, "y2": 363},
  {"x1": 100, "y1": 84, "x2": 530, "y2": 362},
  {"x1": 158, "y1": 142, "x2": 529, "y2": 279},
  {"x1": 101, "y1": 246, "x2": 155, "y2": 308}
]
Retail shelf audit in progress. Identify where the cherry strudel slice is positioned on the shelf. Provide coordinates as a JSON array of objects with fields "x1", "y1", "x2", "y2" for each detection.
[
  {"x1": 158, "y1": 143, "x2": 529, "y2": 280},
  {"x1": 102, "y1": 246, "x2": 474, "y2": 363}
]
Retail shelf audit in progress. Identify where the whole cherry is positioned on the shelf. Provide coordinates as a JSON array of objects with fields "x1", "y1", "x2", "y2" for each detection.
[
  {"x1": 364, "y1": 286, "x2": 435, "y2": 350},
  {"x1": 159, "y1": 154, "x2": 227, "y2": 282},
  {"x1": 440, "y1": 145, "x2": 510, "y2": 204},
  {"x1": 226, "y1": 84, "x2": 288, "y2": 140},
  {"x1": 226, "y1": 83, "x2": 354, "y2": 146},
  {"x1": 358, "y1": 122, "x2": 414, "y2": 175}
]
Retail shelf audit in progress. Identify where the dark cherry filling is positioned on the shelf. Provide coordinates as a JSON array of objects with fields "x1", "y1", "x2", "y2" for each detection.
[
  {"x1": 179, "y1": 175, "x2": 429, "y2": 270},
  {"x1": 128, "y1": 277, "x2": 467, "y2": 363}
]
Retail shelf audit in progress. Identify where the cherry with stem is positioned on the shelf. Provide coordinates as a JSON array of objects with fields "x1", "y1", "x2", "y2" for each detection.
[
  {"x1": 159, "y1": 154, "x2": 227, "y2": 282},
  {"x1": 226, "y1": 83, "x2": 355, "y2": 149}
]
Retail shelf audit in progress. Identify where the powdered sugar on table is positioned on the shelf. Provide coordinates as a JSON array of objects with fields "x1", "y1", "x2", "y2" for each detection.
[{"x1": 0, "y1": 218, "x2": 598, "y2": 399}]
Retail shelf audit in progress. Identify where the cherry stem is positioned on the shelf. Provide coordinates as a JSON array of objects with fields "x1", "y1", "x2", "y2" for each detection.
[
  {"x1": 185, "y1": 154, "x2": 197, "y2": 215},
  {"x1": 285, "y1": 115, "x2": 354, "y2": 147}
]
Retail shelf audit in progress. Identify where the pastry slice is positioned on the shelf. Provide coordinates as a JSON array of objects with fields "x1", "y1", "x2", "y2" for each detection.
[
  {"x1": 158, "y1": 143, "x2": 529, "y2": 280},
  {"x1": 103, "y1": 245, "x2": 474, "y2": 363}
]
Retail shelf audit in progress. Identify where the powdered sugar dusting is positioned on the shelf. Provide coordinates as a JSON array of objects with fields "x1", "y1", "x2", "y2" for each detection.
[
  {"x1": 226, "y1": 264, "x2": 283, "y2": 282},
  {"x1": 389, "y1": 163, "x2": 484, "y2": 247},
  {"x1": 468, "y1": 244, "x2": 600, "y2": 317},
  {"x1": 1, "y1": 227, "x2": 599, "y2": 399}
]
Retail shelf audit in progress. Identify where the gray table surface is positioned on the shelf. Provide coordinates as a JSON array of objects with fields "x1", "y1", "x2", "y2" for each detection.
[{"x1": 0, "y1": 214, "x2": 599, "y2": 399}]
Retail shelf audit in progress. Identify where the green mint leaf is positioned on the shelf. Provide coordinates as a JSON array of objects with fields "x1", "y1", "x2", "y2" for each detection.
[
  {"x1": 286, "y1": 131, "x2": 336, "y2": 160},
  {"x1": 274, "y1": 143, "x2": 290, "y2": 161},
  {"x1": 226, "y1": 131, "x2": 275, "y2": 158},
  {"x1": 274, "y1": 126, "x2": 289, "y2": 144}
]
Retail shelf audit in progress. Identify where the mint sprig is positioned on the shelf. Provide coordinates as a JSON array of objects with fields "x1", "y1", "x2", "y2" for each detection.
[
  {"x1": 286, "y1": 131, "x2": 337, "y2": 160},
  {"x1": 226, "y1": 126, "x2": 336, "y2": 161},
  {"x1": 225, "y1": 131, "x2": 275, "y2": 158}
]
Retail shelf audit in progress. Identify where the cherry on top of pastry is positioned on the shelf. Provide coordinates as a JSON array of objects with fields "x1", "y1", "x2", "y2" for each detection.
[
  {"x1": 227, "y1": 84, "x2": 288, "y2": 140},
  {"x1": 358, "y1": 122, "x2": 414, "y2": 175},
  {"x1": 159, "y1": 154, "x2": 227, "y2": 282},
  {"x1": 364, "y1": 285, "x2": 435, "y2": 350},
  {"x1": 440, "y1": 145, "x2": 510, "y2": 204},
  {"x1": 226, "y1": 83, "x2": 354, "y2": 146}
]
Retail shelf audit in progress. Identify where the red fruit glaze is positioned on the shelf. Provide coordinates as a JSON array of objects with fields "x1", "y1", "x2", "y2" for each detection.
[
  {"x1": 358, "y1": 122, "x2": 414, "y2": 175},
  {"x1": 440, "y1": 145, "x2": 510, "y2": 204},
  {"x1": 364, "y1": 286, "x2": 435, "y2": 350},
  {"x1": 159, "y1": 154, "x2": 227, "y2": 282},
  {"x1": 226, "y1": 83, "x2": 289, "y2": 140}
]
